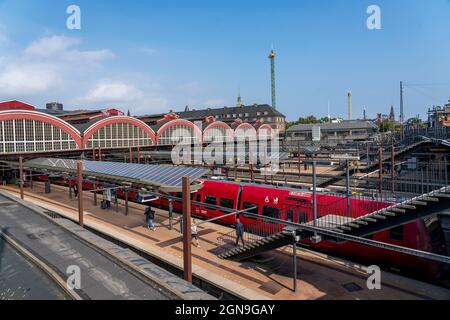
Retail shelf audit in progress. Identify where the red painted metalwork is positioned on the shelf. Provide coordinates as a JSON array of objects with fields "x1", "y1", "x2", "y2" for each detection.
[
  {"x1": 0, "y1": 110, "x2": 83, "y2": 148},
  {"x1": 82, "y1": 116, "x2": 157, "y2": 147}
]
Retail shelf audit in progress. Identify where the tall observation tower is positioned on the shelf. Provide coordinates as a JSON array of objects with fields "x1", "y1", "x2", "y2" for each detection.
[{"x1": 268, "y1": 49, "x2": 277, "y2": 109}]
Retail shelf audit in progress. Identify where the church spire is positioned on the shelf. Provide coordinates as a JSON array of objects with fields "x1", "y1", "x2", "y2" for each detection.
[{"x1": 237, "y1": 88, "x2": 243, "y2": 107}]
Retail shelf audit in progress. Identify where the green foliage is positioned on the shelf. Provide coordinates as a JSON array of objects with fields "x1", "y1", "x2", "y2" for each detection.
[
  {"x1": 286, "y1": 115, "x2": 330, "y2": 129},
  {"x1": 378, "y1": 120, "x2": 398, "y2": 132}
]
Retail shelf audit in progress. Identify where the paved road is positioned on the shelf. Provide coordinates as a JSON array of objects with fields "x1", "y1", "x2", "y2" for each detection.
[{"x1": 0, "y1": 194, "x2": 174, "y2": 300}]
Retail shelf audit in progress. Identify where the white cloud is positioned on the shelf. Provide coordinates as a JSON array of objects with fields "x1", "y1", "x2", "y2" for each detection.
[
  {"x1": 0, "y1": 35, "x2": 113, "y2": 97},
  {"x1": 81, "y1": 81, "x2": 144, "y2": 104},
  {"x1": 0, "y1": 34, "x2": 224, "y2": 114},
  {"x1": 24, "y1": 35, "x2": 114, "y2": 62}
]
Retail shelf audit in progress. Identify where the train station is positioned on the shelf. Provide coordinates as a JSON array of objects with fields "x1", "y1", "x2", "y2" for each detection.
[
  {"x1": 1, "y1": 96, "x2": 450, "y2": 301},
  {"x1": 1, "y1": 2, "x2": 450, "y2": 311}
]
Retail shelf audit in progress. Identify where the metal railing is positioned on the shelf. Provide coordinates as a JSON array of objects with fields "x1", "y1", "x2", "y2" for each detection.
[{"x1": 217, "y1": 220, "x2": 285, "y2": 249}]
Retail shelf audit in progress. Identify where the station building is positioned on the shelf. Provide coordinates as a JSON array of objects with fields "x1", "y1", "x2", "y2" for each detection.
[{"x1": 0, "y1": 100, "x2": 284, "y2": 155}]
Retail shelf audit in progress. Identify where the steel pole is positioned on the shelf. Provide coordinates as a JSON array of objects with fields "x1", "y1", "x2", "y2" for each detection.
[
  {"x1": 182, "y1": 176, "x2": 192, "y2": 283},
  {"x1": 391, "y1": 141, "x2": 395, "y2": 194},
  {"x1": 293, "y1": 233, "x2": 297, "y2": 293},
  {"x1": 313, "y1": 160, "x2": 317, "y2": 227},
  {"x1": 378, "y1": 146, "x2": 383, "y2": 194},
  {"x1": 19, "y1": 157, "x2": 24, "y2": 200},
  {"x1": 346, "y1": 160, "x2": 351, "y2": 217},
  {"x1": 77, "y1": 161, "x2": 84, "y2": 228},
  {"x1": 125, "y1": 188, "x2": 129, "y2": 216},
  {"x1": 137, "y1": 146, "x2": 141, "y2": 164}
]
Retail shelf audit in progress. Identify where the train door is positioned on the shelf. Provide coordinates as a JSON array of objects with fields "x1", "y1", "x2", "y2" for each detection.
[{"x1": 192, "y1": 192, "x2": 204, "y2": 217}]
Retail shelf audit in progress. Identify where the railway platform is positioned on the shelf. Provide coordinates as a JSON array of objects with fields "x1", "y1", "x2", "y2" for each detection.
[
  {"x1": 1, "y1": 183, "x2": 450, "y2": 300},
  {"x1": 0, "y1": 190, "x2": 212, "y2": 300}
]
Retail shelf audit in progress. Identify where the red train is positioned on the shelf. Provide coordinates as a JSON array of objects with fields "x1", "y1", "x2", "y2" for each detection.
[
  {"x1": 153, "y1": 180, "x2": 445, "y2": 278},
  {"x1": 42, "y1": 176, "x2": 445, "y2": 279}
]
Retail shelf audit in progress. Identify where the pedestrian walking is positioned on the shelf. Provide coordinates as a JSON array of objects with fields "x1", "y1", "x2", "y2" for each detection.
[
  {"x1": 168, "y1": 197, "x2": 174, "y2": 230},
  {"x1": 179, "y1": 215, "x2": 183, "y2": 236},
  {"x1": 191, "y1": 219, "x2": 200, "y2": 248},
  {"x1": 145, "y1": 206, "x2": 156, "y2": 231},
  {"x1": 235, "y1": 218, "x2": 245, "y2": 247}
]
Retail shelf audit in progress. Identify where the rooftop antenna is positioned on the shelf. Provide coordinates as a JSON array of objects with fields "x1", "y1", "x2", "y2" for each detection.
[{"x1": 268, "y1": 46, "x2": 277, "y2": 109}]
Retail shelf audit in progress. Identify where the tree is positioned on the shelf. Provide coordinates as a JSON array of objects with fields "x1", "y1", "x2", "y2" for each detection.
[{"x1": 378, "y1": 120, "x2": 398, "y2": 133}]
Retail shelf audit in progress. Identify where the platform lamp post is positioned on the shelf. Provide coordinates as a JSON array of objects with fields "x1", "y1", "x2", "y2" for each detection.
[
  {"x1": 77, "y1": 160, "x2": 84, "y2": 228},
  {"x1": 331, "y1": 155, "x2": 360, "y2": 218},
  {"x1": 182, "y1": 176, "x2": 192, "y2": 283},
  {"x1": 19, "y1": 157, "x2": 24, "y2": 200}
]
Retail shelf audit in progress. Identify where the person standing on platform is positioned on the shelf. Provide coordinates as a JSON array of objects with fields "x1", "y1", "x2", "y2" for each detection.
[
  {"x1": 179, "y1": 215, "x2": 183, "y2": 237},
  {"x1": 235, "y1": 218, "x2": 245, "y2": 247},
  {"x1": 168, "y1": 197, "x2": 174, "y2": 230},
  {"x1": 73, "y1": 182, "x2": 78, "y2": 198},
  {"x1": 191, "y1": 219, "x2": 200, "y2": 248},
  {"x1": 145, "y1": 207, "x2": 156, "y2": 231}
]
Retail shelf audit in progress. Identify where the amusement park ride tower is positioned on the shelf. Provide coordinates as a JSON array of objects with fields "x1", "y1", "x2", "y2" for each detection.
[{"x1": 268, "y1": 49, "x2": 277, "y2": 110}]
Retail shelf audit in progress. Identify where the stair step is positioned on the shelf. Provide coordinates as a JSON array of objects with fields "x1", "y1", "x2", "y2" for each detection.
[
  {"x1": 347, "y1": 223, "x2": 360, "y2": 228},
  {"x1": 354, "y1": 220, "x2": 369, "y2": 225},
  {"x1": 382, "y1": 211, "x2": 396, "y2": 217},
  {"x1": 410, "y1": 200, "x2": 427, "y2": 206},
  {"x1": 390, "y1": 208, "x2": 406, "y2": 213},
  {"x1": 362, "y1": 217, "x2": 377, "y2": 223},
  {"x1": 421, "y1": 196, "x2": 439, "y2": 202},
  {"x1": 434, "y1": 193, "x2": 450, "y2": 198},
  {"x1": 339, "y1": 225, "x2": 352, "y2": 231},
  {"x1": 372, "y1": 214, "x2": 387, "y2": 220},
  {"x1": 400, "y1": 204, "x2": 416, "y2": 210}
]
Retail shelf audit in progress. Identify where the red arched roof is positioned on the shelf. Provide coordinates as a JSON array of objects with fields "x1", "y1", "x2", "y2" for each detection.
[
  {"x1": 203, "y1": 121, "x2": 234, "y2": 138},
  {"x1": 156, "y1": 119, "x2": 203, "y2": 142},
  {"x1": 0, "y1": 110, "x2": 82, "y2": 147},
  {"x1": 83, "y1": 116, "x2": 156, "y2": 146},
  {"x1": 234, "y1": 123, "x2": 257, "y2": 140},
  {"x1": 257, "y1": 124, "x2": 276, "y2": 139}
]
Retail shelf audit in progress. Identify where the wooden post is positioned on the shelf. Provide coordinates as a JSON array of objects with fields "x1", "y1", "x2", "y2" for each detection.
[
  {"x1": 19, "y1": 157, "x2": 24, "y2": 200},
  {"x1": 182, "y1": 177, "x2": 192, "y2": 283},
  {"x1": 93, "y1": 148, "x2": 96, "y2": 161},
  {"x1": 98, "y1": 148, "x2": 102, "y2": 161},
  {"x1": 77, "y1": 161, "x2": 84, "y2": 228},
  {"x1": 129, "y1": 147, "x2": 133, "y2": 163}
]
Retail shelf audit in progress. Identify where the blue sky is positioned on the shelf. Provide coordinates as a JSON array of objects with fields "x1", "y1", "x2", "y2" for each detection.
[{"x1": 0, "y1": 0, "x2": 449, "y2": 121}]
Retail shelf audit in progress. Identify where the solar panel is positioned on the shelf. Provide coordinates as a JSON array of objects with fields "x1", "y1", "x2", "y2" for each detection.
[{"x1": 24, "y1": 158, "x2": 208, "y2": 189}]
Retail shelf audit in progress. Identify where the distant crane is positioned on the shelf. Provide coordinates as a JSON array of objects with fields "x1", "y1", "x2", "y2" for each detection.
[{"x1": 268, "y1": 49, "x2": 277, "y2": 109}]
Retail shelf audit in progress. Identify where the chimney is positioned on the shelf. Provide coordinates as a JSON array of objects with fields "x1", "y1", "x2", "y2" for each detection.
[{"x1": 347, "y1": 91, "x2": 352, "y2": 121}]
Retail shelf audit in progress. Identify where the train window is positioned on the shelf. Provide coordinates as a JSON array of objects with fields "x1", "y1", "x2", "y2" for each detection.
[
  {"x1": 175, "y1": 192, "x2": 182, "y2": 203},
  {"x1": 220, "y1": 198, "x2": 234, "y2": 213},
  {"x1": 299, "y1": 213, "x2": 307, "y2": 224},
  {"x1": 204, "y1": 196, "x2": 217, "y2": 209},
  {"x1": 195, "y1": 194, "x2": 201, "y2": 204},
  {"x1": 389, "y1": 226, "x2": 404, "y2": 241},
  {"x1": 286, "y1": 210, "x2": 294, "y2": 222},
  {"x1": 262, "y1": 206, "x2": 280, "y2": 219},
  {"x1": 242, "y1": 202, "x2": 258, "y2": 219}
]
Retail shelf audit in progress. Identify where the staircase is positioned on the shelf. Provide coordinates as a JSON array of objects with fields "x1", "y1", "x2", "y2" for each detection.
[
  {"x1": 332, "y1": 186, "x2": 450, "y2": 237},
  {"x1": 217, "y1": 222, "x2": 295, "y2": 261},
  {"x1": 318, "y1": 139, "x2": 430, "y2": 188}
]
